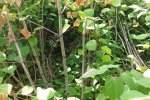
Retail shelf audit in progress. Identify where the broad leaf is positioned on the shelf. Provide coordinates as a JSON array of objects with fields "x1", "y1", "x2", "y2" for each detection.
[
  {"x1": 96, "y1": 93, "x2": 106, "y2": 100},
  {"x1": 28, "y1": 36, "x2": 38, "y2": 46},
  {"x1": 2, "y1": 65, "x2": 17, "y2": 74},
  {"x1": 121, "y1": 90, "x2": 150, "y2": 100},
  {"x1": 101, "y1": 8, "x2": 110, "y2": 13},
  {"x1": 121, "y1": 72, "x2": 138, "y2": 90},
  {"x1": 81, "y1": 66, "x2": 108, "y2": 78},
  {"x1": 145, "y1": 15, "x2": 150, "y2": 21},
  {"x1": 102, "y1": 55, "x2": 111, "y2": 63},
  {"x1": 85, "y1": 40, "x2": 97, "y2": 51},
  {"x1": 103, "y1": 77, "x2": 124, "y2": 100},
  {"x1": 131, "y1": 34, "x2": 149, "y2": 40},
  {"x1": 0, "y1": 84, "x2": 13, "y2": 94},
  {"x1": 21, "y1": 86, "x2": 33, "y2": 95},
  {"x1": 67, "y1": 97, "x2": 80, "y2": 100},
  {"x1": 0, "y1": 51, "x2": 6, "y2": 62},
  {"x1": 102, "y1": 64, "x2": 120, "y2": 69},
  {"x1": 101, "y1": 46, "x2": 111, "y2": 55},
  {"x1": 62, "y1": 24, "x2": 70, "y2": 33},
  {"x1": 111, "y1": 0, "x2": 121, "y2": 7},
  {"x1": 136, "y1": 78, "x2": 150, "y2": 88},
  {"x1": 84, "y1": 9, "x2": 94, "y2": 17},
  {"x1": 37, "y1": 87, "x2": 56, "y2": 100}
]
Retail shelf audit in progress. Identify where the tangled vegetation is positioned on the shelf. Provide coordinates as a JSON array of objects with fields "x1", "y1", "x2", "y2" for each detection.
[{"x1": 0, "y1": 0, "x2": 150, "y2": 100}]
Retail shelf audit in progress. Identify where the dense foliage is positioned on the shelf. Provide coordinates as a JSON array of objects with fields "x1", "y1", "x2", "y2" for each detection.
[{"x1": 0, "y1": 0, "x2": 150, "y2": 100}]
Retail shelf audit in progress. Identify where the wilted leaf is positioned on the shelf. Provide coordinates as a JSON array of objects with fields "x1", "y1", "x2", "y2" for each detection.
[
  {"x1": 72, "y1": 12, "x2": 78, "y2": 17},
  {"x1": 73, "y1": 19, "x2": 81, "y2": 27},
  {"x1": 101, "y1": 0, "x2": 112, "y2": 7},
  {"x1": 4, "y1": 0, "x2": 12, "y2": 4},
  {"x1": 0, "y1": 93, "x2": 8, "y2": 100},
  {"x1": 67, "y1": 11, "x2": 72, "y2": 18},
  {"x1": 16, "y1": 0, "x2": 22, "y2": 7},
  {"x1": 20, "y1": 29, "x2": 31, "y2": 39},
  {"x1": 0, "y1": 16, "x2": 6, "y2": 30}
]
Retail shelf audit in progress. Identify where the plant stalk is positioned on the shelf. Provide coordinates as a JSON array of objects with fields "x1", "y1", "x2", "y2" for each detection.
[{"x1": 57, "y1": 0, "x2": 69, "y2": 97}]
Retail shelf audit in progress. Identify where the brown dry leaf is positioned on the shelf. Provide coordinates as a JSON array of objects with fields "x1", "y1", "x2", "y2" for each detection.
[
  {"x1": 0, "y1": 92, "x2": 8, "y2": 100},
  {"x1": 20, "y1": 29, "x2": 31, "y2": 39},
  {"x1": 4, "y1": 0, "x2": 12, "y2": 4},
  {"x1": 72, "y1": 12, "x2": 78, "y2": 18},
  {"x1": 76, "y1": 0, "x2": 84, "y2": 6},
  {"x1": 16, "y1": 0, "x2": 22, "y2": 7},
  {"x1": 67, "y1": 11, "x2": 72, "y2": 18},
  {"x1": 73, "y1": 19, "x2": 80, "y2": 27},
  {"x1": 101, "y1": 0, "x2": 112, "y2": 7}
]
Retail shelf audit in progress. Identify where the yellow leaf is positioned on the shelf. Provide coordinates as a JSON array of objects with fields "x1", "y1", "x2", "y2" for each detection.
[
  {"x1": 143, "y1": 44, "x2": 150, "y2": 49},
  {"x1": 73, "y1": 19, "x2": 80, "y2": 27},
  {"x1": 4, "y1": 0, "x2": 12, "y2": 4},
  {"x1": 72, "y1": 12, "x2": 78, "y2": 18},
  {"x1": 20, "y1": 29, "x2": 31, "y2": 39}
]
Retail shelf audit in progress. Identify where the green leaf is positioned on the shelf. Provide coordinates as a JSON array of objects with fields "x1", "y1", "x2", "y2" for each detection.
[
  {"x1": 101, "y1": 8, "x2": 110, "y2": 13},
  {"x1": 85, "y1": 40, "x2": 97, "y2": 51},
  {"x1": 21, "y1": 46, "x2": 30, "y2": 57},
  {"x1": 84, "y1": 87, "x2": 93, "y2": 94},
  {"x1": 28, "y1": 36, "x2": 38, "y2": 46},
  {"x1": 62, "y1": 24, "x2": 70, "y2": 33},
  {"x1": 0, "y1": 51, "x2": 6, "y2": 63},
  {"x1": 81, "y1": 66, "x2": 108, "y2": 78},
  {"x1": 86, "y1": 19, "x2": 95, "y2": 30},
  {"x1": 0, "y1": 84, "x2": 13, "y2": 94},
  {"x1": 101, "y1": 46, "x2": 111, "y2": 55},
  {"x1": 102, "y1": 64, "x2": 120, "y2": 69},
  {"x1": 21, "y1": 86, "x2": 33, "y2": 95},
  {"x1": 121, "y1": 90, "x2": 150, "y2": 100},
  {"x1": 96, "y1": 93, "x2": 106, "y2": 100},
  {"x1": 121, "y1": 72, "x2": 138, "y2": 90},
  {"x1": 102, "y1": 55, "x2": 111, "y2": 63},
  {"x1": 2, "y1": 65, "x2": 17, "y2": 74},
  {"x1": 145, "y1": 15, "x2": 150, "y2": 21},
  {"x1": 84, "y1": 9, "x2": 94, "y2": 17},
  {"x1": 67, "y1": 97, "x2": 80, "y2": 100},
  {"x1": 111, "y1": 0, "x2": 121, "y2": 7},
  {"x1": 136, "y1": 78, "x2": 150, "y2": 88},
  {"x1": 78, "y1": 11, "x2": 86, "y2": 19},
  {"x1": 69, "y1": 87, "x2": 78, "y2": 96},
  {"x1": 0, "y1": 77, "x2": 3, "y2": 84},
  {"x1": 103, "y1": 77, "x2": 124, "y2": 100},
  {"x1": 131, "y1": 34, "x2": 149, "y2": 40},
  {"x1": 37, "y1": 87, "x2": 56, "y2": 100}
]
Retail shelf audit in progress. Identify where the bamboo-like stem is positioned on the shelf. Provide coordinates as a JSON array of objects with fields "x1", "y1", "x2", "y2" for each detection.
[
  {"x1": 13, "y1": 3, "x2": 48, "y2": 87},
  {"x1": 57, "y1": 0, "x2": 69, "y2": 97},
  {"x1": 81, "y1": 17, "x2": 87, "y2": 100},
  {"x1": 5, "y1": 5, "x2": 35, "y2": 91}
]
